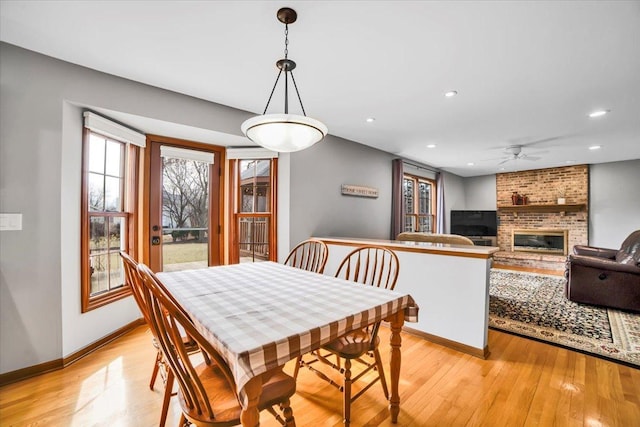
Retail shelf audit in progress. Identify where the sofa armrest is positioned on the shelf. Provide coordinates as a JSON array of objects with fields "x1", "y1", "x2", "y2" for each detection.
[
  {"x1": 572, "y1": 245, "x2": 617, "y2": 259},
  {"x1": 568, "y1": 254, "x2": 640, "y2": 274}
]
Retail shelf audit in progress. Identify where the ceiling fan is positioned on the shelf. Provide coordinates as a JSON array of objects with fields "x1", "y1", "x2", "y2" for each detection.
[{"x1": 497, "y1": 145, "x2": 543, "y2": 164}]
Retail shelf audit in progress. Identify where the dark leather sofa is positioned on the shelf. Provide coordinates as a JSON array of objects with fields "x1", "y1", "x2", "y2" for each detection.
[{"x1": 565, "y1": 230, "x2": 640, "y2": 312}]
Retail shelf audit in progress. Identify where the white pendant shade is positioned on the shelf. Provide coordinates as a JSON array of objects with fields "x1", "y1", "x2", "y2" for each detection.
[{"x1": 241, "y1": 114, "x2": 328, "y2": 152}]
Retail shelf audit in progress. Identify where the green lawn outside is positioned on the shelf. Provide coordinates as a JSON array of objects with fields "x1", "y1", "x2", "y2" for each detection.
[{"x1": 163, "y1": 242, "x2": 208, "y2": 265}]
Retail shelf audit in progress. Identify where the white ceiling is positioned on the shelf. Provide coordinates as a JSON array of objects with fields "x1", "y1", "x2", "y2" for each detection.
[{"x1": 1, "y1": 1, "x2": 639, "y2": 177}]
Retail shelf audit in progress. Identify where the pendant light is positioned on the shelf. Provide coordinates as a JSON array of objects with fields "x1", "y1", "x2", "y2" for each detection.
[{"x1": 241, "y1": 7, "x2": 328, "y2": 152}]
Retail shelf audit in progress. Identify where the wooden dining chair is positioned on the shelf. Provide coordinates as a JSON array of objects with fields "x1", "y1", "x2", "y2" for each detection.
[
  {"x1": 284, "y1": 238, "x2": 329, "y2": 274},
  {"x1": 121, "y1": 252, "x2": 203, "y2": 427},
  {"x1": 136, "y1": 263, "x2": 297, "y2": 427},
  {"x1": 296, "y1": 245, "x2": 399, "y2": 426}
]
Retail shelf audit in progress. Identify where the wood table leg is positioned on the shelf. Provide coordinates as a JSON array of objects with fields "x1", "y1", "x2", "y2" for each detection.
[
  {"x1": 388, "y1": 311, "x2": 404, "y2": 423},
  {"x1": 240, "y1": 376, "x2": 262, "y2": 427}
]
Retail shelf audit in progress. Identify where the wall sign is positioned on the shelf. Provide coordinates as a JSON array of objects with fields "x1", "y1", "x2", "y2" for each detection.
[{"x1": 341, "y1": 184, "x2": 379, "y2": 198}]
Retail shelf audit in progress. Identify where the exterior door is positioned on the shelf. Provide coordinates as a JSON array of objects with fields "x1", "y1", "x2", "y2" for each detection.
[{"x1": 148, "y1": 137, "x2": 223, "y2": 272}]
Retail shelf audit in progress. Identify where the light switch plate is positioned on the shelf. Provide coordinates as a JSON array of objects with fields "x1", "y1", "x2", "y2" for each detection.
[{"x1": 0, "y1": 213, "x2": 23, "y2": 231}]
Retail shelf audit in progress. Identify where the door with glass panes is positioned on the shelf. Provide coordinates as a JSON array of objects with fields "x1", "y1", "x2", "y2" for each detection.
[{"x1": 148, "y1": 138, "x2": 223, "y2": 272}]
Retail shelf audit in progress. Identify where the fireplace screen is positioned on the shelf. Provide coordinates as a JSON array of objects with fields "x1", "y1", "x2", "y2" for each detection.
[{"x1": 512, "y1": 229, "x2": 568, "y2": 255}]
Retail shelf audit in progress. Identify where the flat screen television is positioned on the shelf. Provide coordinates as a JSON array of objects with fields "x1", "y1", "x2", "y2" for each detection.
[{"x1": 450, "y1": 210, "x2": 497, "y2": 237}]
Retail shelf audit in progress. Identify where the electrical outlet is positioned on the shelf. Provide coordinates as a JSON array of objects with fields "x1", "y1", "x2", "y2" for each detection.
[{"x1": 0, "y1": 213, "x2": 23, "y2": 231}]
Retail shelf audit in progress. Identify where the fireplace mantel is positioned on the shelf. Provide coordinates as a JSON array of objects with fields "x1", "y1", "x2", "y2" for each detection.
[{"x1": 498, "y1": 203, "x2": 586, "y2": 215}]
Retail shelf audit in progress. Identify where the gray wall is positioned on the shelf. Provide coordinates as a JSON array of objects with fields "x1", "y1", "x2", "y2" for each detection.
[
  {"x1": 441, "y1": 171, "x2": 466, "y2": 234},
  {"x1": 289, "y1": 135, "x2": 395, "y2": 246},
  {"x1": 589, "y1": 159, "x2": 640, "y2": 248},
  {"x1": 0, "y1": 42, "x2": 256, "y2": 373},
  {"x1": 464, "y1": 174, "x2": 497, "y2": 210},
  {"x1": 288, "y1": 145, "x2": 470, "y2": 245}
]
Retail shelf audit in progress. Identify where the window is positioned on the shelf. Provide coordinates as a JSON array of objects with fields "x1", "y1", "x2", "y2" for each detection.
[
  {"x1": 81, "y1": 113, "x2": 143, "y2": 312},
  {"x1": 230, "y1": 158, "x2": 277, "y2": 263},
  {"x1": 403, "y1": 174, "x2": 436, "y2": 233}
]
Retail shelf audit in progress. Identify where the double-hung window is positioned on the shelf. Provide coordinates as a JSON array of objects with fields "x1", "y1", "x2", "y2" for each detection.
[
  {"x1": 81, "y1": 112, "x2": 144, "y2": 312},
  {"x1": 227, "y1": 148, "x2": 278, "y2": 264},
  {"x1": 403, "y1": 174, "x2": 436, "y2": 233}
]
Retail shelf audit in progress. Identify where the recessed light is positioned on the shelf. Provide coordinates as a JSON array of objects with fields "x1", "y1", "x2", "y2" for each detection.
[
  {"x1": 445, "y1": 91, "x2": 458, "y2": 98},
  {"x1": 565, "y1": 160, "x2": 575, "y2": 164},
  {"x1": 366, "y1": 117, "x2": 376, "y2": 123},
  {"x1": 588, "y1": 145, "x2": 601, "y2": 150},
  {"x1": 467, "y1": 162, "x2": 474, "y2": 166},
  {"x1": 426, "y1": 144, "x2": 437, "y2": 148},
  {"x1": 588, "y1": 109, "x2": 610, "y2": 118}
]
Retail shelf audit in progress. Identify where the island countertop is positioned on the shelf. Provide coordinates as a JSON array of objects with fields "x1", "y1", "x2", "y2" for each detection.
[{"x1": 315, "y1": 236, "x2": 500, "y2": 259}]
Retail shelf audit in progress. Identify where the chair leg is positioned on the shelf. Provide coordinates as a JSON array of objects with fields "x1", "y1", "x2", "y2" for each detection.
[
  {"x1": 373, "y1": 348, "x2": 389, "y2": 399},
  {"x1": 280, "y1": 398, "x2": 296, "y2": 427},
  {"x1": 201, "y1": 348, "x2": 212, "y2": 366},
  {"x1": 293, "y1": 355, "x2": 302, "y2": 379},
  {"x1": 159, "y1": 369, "x2": 174, "y2": 427},
  {"x1": 150, "y1": 350, "x2": 162, "y2": 390},
  {"x1": 343, "y1": 359, "x2": 352, "y2": 426},
  {"x1": 179, "y1": 413, "x2": 189, "y2": 427}
]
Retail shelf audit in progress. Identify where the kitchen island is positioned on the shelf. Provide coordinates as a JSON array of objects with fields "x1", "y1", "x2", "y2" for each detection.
[{"x1": 316, "y1": 237, "x2": 499, "y2": 358}]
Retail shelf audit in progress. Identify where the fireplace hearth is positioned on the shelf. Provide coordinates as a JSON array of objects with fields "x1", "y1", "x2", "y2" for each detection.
[{"x1": 512, "y1": 229, "x2": 568, "y2": 255}]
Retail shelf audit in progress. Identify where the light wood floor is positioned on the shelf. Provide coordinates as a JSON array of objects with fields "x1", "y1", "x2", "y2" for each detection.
[{"x1": 1, "y1": 324, "x2": 638, "y2": 427}]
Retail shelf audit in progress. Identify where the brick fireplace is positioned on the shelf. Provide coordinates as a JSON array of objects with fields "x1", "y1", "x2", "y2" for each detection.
[{"x1": 494, "y1": 165, "x2": 589, "y2": 270}]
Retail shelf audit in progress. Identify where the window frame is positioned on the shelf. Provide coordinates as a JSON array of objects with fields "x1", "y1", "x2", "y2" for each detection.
[
  {"x1": 229, "y1": 158, "x2": 278, "y2": 264},
  {"x1": 403, "y1": 173, "x2": 437, "y2": 233},
  {"x1": 81, "y1": 128, "x2": 139, "y2": 312}
]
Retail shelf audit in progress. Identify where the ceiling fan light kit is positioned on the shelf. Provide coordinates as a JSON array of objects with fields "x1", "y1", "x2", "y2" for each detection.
[
  {"x1": 240, "y1": 7, "x2": 328, "y2": 152},
  {"x1": 497, "y1": 145, "x2": 543, "y2": 165}
]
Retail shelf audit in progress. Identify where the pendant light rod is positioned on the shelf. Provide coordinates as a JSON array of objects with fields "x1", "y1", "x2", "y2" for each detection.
[
  {"x1": 289, "y1": 71, "x2": 306, "y2": 116},
  {"x1": 260, "y1": 8, "x2": 307, "y2": 117},
  {"x1": 284, "y1": 60, "x2": 289, "y2": 114},
  {"x1": 262, "y1": 69, "x2": 283, "y2": 115},
  {"x1": 241, "y1": 7, "x2": 327, "y2": 153}
]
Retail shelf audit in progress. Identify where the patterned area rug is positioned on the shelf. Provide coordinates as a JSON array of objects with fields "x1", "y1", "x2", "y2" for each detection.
[{"x1": 489, "y1": 269, "x2": 640, "y2": 367}]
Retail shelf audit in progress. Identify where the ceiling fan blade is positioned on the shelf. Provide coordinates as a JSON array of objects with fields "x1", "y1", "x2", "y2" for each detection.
[
  {"x1": 480, "y1": 156, "x2": 508, "y2": 162},
  {"x1": 498, "y1": 158, "x2": 512, "y2": 165},
  {"x1": 521, "y1": 136, "x2": 561, "y2": 147}
]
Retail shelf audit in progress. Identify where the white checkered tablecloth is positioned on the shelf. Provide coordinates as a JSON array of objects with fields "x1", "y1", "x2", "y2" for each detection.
[{"x1": 157, "y1": 261, "x2": 417, "y2": 401}]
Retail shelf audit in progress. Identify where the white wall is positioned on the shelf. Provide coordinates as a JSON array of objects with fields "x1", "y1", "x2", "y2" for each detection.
[
  {"x1": 589, "y1": 159, "x2": 640, "y2": 248},
  {"x1": 60, "y1": 103, "x2": 142, "y2": 356},
  {"x1": 276, "y1": 153, "x2": 291, "y2": 262}
]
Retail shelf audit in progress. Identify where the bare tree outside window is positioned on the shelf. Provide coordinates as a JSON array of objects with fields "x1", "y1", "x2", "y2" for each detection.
[{"x1": 161, "y1": 156, "x2": 210, "y2": 271}]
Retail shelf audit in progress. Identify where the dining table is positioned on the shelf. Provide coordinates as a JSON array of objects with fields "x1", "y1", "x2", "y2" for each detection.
[{"x1": 157, "y1": 261, "x2": 418, "y2": 426}]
